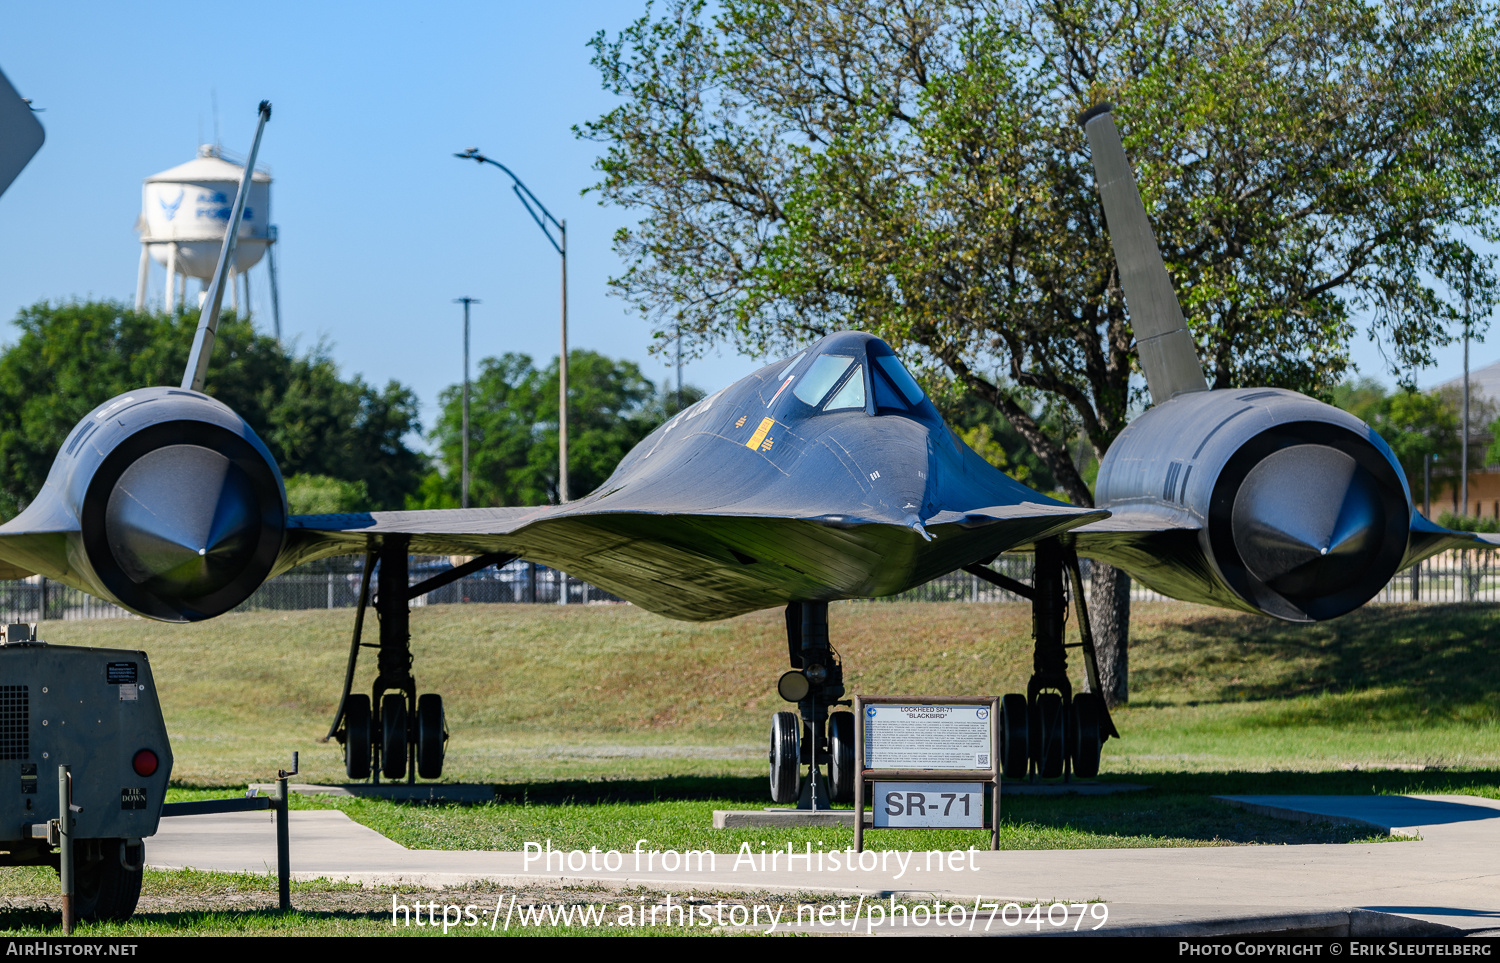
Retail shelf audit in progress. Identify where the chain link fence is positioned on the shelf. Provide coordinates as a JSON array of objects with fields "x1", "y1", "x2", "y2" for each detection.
[{"x1": 1, "y1": 550, "x2": 1496, "y2": 623}]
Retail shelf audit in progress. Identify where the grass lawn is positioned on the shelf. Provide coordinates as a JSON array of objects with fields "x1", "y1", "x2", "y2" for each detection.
[{"x1": 32, "y1": 599, "x2": 1500, "y2": 782}]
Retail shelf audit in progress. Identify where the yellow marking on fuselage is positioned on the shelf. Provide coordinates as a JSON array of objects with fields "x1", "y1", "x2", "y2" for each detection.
[{"x1": 746, "y1": 416, "x2": 775, "y2": 450}]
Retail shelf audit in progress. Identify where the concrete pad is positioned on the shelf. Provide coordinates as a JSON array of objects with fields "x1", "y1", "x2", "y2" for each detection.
[
  {"x1": 1217, "y1": 794, "x2": 1500, "y2": 838},
  {"x1": 147, "y1": 794, "x2": 1500, "y2": 936}
]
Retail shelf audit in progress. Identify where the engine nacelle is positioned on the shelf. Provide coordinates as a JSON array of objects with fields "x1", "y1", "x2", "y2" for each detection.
[
  {"x1": 1094, "y1": 388, "x2": 1411, "y2": 622},
  {"x1": 2, "y1": 387, "x2": 286, "y2": 621}
]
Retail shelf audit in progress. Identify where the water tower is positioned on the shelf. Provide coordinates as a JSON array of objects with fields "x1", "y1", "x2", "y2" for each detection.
[{"x1": 133, "y1": 144, "x2": 281, "y2": 337}]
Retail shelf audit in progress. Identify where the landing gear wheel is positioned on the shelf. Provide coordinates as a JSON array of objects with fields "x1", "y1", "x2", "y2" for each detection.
[
  {"x1": 343, "y1": 694, "x2": 371, "y2": 780},
  {"x1": 70, "y1": 839, "x2": 143, "y2": 923},
  {"x1": 769, "y1": 711, "x2": 801, "y2": 804},
  {"x1": 381, "y1": 693, "x2": 408, "y2": 780},
  {"x1": 416, "y1": 693, "x2": 447, "y2": 779},
  {"x1": 1071, "y1": 692, "x2": 1104, "y2": 779},
  {"x1": 1000, "y1": 693, "x2": 1029, "y2": 779},
  {"x1": 1031, "y1": 692, "x2": 1065, "y2": 779},
  {"x1": 828, "y1": 712, "x2": 855, "y2": 803}
]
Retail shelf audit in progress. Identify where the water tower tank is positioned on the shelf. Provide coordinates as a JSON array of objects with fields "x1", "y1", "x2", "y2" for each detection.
[{"x1": 139, "y1": 145, "x2": 270, "y2": 278}]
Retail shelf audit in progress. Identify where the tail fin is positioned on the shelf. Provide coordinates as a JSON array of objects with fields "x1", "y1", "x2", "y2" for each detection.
[
  {"x1": 0, "y1": 66, "x2": 44, "y2": 199},
  {"x1": 182, "y1": 100, "x2": 272, "y2": 393},
  {"x1": 1079, "y1": 104, "x2": 1207, "y2": 404}
]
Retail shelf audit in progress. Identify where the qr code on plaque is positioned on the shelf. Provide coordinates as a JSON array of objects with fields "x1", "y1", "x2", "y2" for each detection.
[{"x1": 977, "y1": 754, "x2": 990, "y2": 767}]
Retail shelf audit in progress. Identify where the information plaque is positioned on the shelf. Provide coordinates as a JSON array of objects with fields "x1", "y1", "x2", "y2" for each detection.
[
  {"x1": 863, "y1": 704, "x2": 993, "y2": 771},
  {"x1": 853, "y1": 695, "x2": 1000, "y2": 852}
]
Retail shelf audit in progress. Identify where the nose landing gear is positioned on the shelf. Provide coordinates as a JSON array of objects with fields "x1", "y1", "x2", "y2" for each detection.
[{"x1": 768, "y1": 601, "x2": 854, "y2": 807}]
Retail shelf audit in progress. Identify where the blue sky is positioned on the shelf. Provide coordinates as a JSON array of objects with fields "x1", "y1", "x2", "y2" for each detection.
[
  {"x1": 0, "y1": 2, "x2": 752, "y2": 437},
  {"x1": 0, "y1": 2, "x2": 1491, "y2": 447}
]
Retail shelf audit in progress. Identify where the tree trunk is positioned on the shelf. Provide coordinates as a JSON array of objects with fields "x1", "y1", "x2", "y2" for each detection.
[{"x1": 1088, "y1": 562, "x2": 1130, "y2": 707}]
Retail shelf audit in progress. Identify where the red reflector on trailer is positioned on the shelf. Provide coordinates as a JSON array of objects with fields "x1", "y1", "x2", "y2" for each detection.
[{"x1": 132, "y1": 749, "x2": 158, "y2": 777}]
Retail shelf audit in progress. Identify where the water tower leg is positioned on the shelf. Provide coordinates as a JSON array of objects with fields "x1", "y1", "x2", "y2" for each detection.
[
  {"x1": 135, "y1": 245, "x2": 149, "y2": 313},
  {"x1": 164, "y1": 243, "x2": 178, "y2": 315},
  {"x1": 268, "y1": 239, "x2": 282, "y2": 341},
  {"x1": 242, "y1": 270, "x2": 251, "y2": 323},
  {"x1": 230, "y1": 267, "x2": 239, "y2": 317}
]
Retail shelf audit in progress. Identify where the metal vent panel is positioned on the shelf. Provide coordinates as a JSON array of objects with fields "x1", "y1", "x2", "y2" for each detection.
[{"x1": 0, "y1": 685, "x2": 28, "y2": 759}]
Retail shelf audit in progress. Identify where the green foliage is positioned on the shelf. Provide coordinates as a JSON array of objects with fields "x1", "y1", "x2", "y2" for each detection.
[
  {"x1": 0, "y1": 301, "x2": 425, "y2": 518},
  {"x1": 1487, "y1": 419, "x2": 1500, "y2": 468},
  {"x1": 581, "y1": 0, "x2": 1500, "y2": 505},
  {"x1": 283, "y1": 474, "x2": 371, "y2": 515},
  {"x1": 1330, "y1": 375, "x2": 1497, "y2": 492},
  {"x1": 1436, "y1": 511, "x2": 1500, "y2": 533},
  {"x1": 413, "y1": 350, "x2": 705, "y2": 507}
]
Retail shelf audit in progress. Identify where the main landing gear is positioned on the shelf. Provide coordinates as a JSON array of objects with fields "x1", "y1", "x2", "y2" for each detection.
[
  {"x1": 768, "y1": 601, "x2": 855, "y2": 807},
  {"x1": 762, "y1": 538, "x2": 1119, "y2": 799},
  {"x1": 965, "y1": 537, "x2": 1120, "y2": 780},
  {"x1": 326, "y1": 540, "x2": 515, "y2": 782}
]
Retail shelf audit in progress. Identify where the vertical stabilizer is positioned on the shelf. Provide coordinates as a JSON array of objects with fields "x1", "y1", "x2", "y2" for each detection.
[
  {"x1": 0, "y1": 67, "x2": 44, "y2": 199},
  {"x1": 183, "y1": 101, "x2": 271, "y2": 393},
  {"x1": 1079, "y1": 104, "x2": 1207, "y2": 404}
]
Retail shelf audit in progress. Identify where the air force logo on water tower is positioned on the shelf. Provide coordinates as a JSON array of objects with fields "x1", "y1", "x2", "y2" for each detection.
[{"x1": 157, "y1": 187, "x2": 183, "y2": 220}]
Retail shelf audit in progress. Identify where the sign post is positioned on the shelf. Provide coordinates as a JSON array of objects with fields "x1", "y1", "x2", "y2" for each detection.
[{"x1": 853, "y1": 695, "x2": 1000, "y2": 852}]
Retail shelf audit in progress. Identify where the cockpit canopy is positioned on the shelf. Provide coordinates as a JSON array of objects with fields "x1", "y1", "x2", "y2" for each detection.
[{"x1": 764, "y1": 333, "x2": 938, "y2": 422}]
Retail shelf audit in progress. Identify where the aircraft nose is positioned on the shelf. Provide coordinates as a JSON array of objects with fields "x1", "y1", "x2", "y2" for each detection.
[
  {"x1": 829, "y1": 416, "x2": 941, "y2": 523},
  {"x1": 1231, "y1": 443, "x2": 1388, "y2": 600},
  {"x1": 104, "y1": 444, "x2": 263, "y2": 598}
]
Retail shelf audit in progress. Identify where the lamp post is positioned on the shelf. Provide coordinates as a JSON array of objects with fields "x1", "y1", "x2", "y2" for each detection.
[
  {"x1": 454, "y1": 149, "x2": 570, "y2": 503},
  {"x1": 453, "y1": 297, "x2": 480, "y2": 509}
]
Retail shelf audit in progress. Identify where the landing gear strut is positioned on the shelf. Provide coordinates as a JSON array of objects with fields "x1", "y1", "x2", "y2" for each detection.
[
  {"x1": 768, "y1": 601, "x2": 854, "y2": 806},
  {"x1": 965, "y1": 537, "x2": 1120, "y2": 780},
  {"x1": 327, "y1": 541, "x2": 512, "y2": 782}
]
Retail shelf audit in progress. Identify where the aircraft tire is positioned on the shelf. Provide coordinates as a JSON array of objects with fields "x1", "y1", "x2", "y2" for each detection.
[
  {"x1": 1000, "y1": 693, "x2": 1029, "y2": 779},
  {"x1": 1031, "y1": 693, "x2": 1065, "y2": 779},
  {"x1": 416, "y1": 693, "x2": 446, "y2": 779},
  {"x1": 344, "y1": 694, "x2": 371, "y2": 780},
  {"x1": 828, "y1": 712, "x2": 855, "y2": 803},
  {"x1": 69, "y1": 839, "x2": 143, "y2": 923},
  {"x1": 769, "y1": 711, "x2": 801, "y2": 804},
  {"x1": 1071, "y1": 693, "x2": 1103, "y2": 779},
  {"x1": 381, "y1": 694, "x2": 408, "y2": 780}
]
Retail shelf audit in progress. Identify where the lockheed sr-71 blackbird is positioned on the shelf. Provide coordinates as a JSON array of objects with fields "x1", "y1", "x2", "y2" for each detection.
[{"x1": 0, "y1": 103, "x2": 1491, "y2": 804}]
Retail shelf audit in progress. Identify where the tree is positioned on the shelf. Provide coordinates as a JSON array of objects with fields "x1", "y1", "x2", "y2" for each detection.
[
  {"x1": 0, "y1": 301, "x2": 426, "y2": 517},
  {"x1": 413, "y1": 349, "x2": 704, "y2": 507},
  {"x1": 284, "y1": 474, "x2": 372, "y2": 515},
  {"x1": 1332, "y1": 375, "x2": 1496, "y2": 507},
  {"x1": 580, "y1": 0, "x2": 1500, "y2": 704}
]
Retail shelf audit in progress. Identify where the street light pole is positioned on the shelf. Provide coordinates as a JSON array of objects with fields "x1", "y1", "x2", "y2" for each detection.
[
  {"x1": 559, "y1": 218, "x2": 568, "y2": 503},
  {"x1": 454, "y1": 297, "x2": 480, "y2": 509},
  {"x1": 454, "y1": 149, "x2": 570, "y2": 503}
]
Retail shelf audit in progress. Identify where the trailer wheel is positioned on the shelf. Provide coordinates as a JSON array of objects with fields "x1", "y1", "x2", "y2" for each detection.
[{"x1": 71, "y1": 839, "x2": 143, "y2": 923}]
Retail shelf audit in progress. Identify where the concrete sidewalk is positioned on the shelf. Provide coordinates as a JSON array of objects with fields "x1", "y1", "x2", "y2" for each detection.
[{"x1": 146, "y1": 794, "x2": 1500, "y2": 936}]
